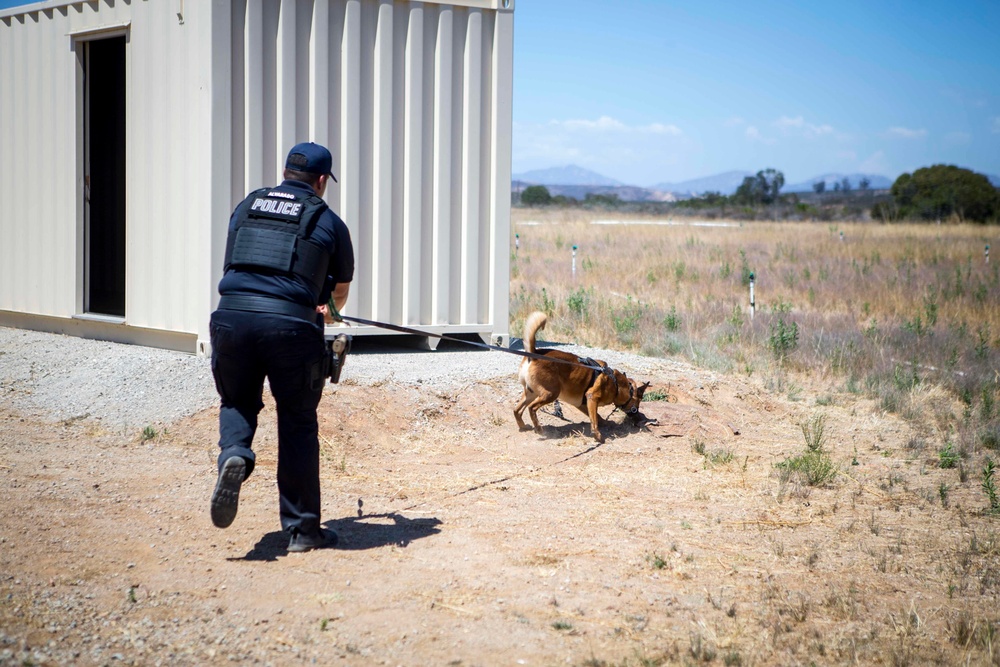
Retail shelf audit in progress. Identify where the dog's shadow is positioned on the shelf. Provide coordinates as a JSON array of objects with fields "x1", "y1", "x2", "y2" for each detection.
[
  {"x1": 229, "y1": 512, "x2": 443, "y2": 562},
  {"x1": 534, "y1": 412, "x2": 645, "y2": 443}
]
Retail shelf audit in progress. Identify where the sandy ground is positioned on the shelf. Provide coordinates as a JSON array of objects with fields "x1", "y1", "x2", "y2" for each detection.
[{"x1": 2, "y1": 345, "x2": 999, "y2": 666}]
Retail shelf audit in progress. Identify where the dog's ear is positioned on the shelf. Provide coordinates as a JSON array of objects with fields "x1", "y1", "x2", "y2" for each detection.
[{"x1": 637, "y1": 381, "x2": 650, "y2": 398}]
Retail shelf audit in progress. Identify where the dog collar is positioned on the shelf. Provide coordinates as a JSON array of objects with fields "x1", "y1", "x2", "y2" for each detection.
[{"x1": 615, "y1": 382, "x2": 638, "y2": 414}]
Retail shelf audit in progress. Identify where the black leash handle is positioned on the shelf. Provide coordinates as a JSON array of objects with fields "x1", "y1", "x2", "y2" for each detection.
[{"x1": 331, "y1": 314, "x2": 605, "y2": 372}]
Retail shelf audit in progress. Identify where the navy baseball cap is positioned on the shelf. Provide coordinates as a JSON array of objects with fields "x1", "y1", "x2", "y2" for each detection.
[{"x1": 285, "y1": 142, "x2": 338, "y2": 182}]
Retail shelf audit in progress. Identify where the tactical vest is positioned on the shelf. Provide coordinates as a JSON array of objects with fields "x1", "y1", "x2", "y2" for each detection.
[{"x1": 223, "y1": 186, "x2": 330, "y2": 302}]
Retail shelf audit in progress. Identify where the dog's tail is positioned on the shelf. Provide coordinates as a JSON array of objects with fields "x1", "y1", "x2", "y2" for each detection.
[{"x1": 523, "y1": 311, "x2": 548, "y2": 354}]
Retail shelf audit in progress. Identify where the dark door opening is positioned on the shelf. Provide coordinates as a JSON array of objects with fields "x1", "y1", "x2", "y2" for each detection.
[{"x1": 85, "y1": 36, "x2": 126, "y2": 317}]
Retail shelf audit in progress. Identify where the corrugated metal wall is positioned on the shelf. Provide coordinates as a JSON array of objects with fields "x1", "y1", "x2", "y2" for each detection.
[
  {"x1": 0, "y1": 0, "x2": 513, "y2": 351},
  {"x1": 0, "y1": 1, "x2": 219, "y2": 341},
  {"x1": 0, "y1": 6, "x2": 84, "y2": 321},
  {"x1": 229, "y1": 0, "x2": 513, "y2": 333}
]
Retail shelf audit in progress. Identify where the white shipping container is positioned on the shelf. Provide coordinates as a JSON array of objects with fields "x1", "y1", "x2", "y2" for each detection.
[{"x1": 0, "y1": 0, "x2": 514, "y2": 353}]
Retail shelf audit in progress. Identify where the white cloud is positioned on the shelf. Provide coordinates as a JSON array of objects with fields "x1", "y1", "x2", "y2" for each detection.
[
  {"x1": 773, "y1": 115, "x2": 834, "y2": 138},
  {"x1": 646, "y1": 123, "x2": 683, "y2": 136},
  {"x1": 559, "y1": 116, "x2": 627, "y2": 131},
  {"x1": 992, "y1": 117, "x2": 1000, "y2": 134},
  {"x1": 886, "y1": 126, "x2": 927, "y2": 139},
  {"x1": 774, "y1": 115, "x2": 805, "y2": 129},
  {"x1": 555, "y1": 116, "x2": 682, "y2": 136},
  {"x1": 724, "y1": 116, "x2": 745, "y2": 127}
]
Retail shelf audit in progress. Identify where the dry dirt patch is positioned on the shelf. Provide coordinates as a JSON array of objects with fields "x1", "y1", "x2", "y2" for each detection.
[{"x1": 1, "y1": 352, "x2": 998, "y2": 666}]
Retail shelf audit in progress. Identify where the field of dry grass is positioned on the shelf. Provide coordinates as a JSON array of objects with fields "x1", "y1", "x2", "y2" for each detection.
[{"x1": 511, "y1": 208, "x2": 999, "y2": 469}]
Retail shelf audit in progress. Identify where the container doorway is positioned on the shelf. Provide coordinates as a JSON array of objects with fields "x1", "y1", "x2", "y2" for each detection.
[{"x1": 83, "y1": 36, "x2": 126, "y2": 317}]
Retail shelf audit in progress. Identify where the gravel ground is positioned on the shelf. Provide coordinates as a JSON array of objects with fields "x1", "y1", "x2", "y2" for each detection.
[{"x1": 0, "y1": 325, "x2": 666, "y2": 431}]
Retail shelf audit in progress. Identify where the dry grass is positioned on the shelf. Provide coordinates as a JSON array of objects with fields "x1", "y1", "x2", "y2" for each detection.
[
  {"x1": 508, "y1": 208, "x2": 1000, "y2": 664},
  {"x1": 512, "y1": 209, "x2": 1000, "y2": 466}
]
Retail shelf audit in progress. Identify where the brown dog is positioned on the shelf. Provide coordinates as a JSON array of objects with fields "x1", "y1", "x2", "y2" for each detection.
[{"x1": 514, "y1": 311, "x2": 648, "y2": 443}]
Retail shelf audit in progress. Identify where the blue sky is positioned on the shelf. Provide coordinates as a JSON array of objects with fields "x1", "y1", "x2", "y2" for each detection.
[
  {"x1": 3, "y1": 0, "x2": 997, "y2": 186},
  {"x1": 513, "y1": 0, "x2": 1000, "y2": 185}
]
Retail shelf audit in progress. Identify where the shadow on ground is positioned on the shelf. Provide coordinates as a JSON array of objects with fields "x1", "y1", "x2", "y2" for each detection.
[{"x1": 230, "y1": 513, "x2": 443, "y2": 561}]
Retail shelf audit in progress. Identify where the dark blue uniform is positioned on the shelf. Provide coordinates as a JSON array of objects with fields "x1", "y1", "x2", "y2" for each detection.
[{"x1": 210, "y1": 178, "x2": 354, "y2": 541}]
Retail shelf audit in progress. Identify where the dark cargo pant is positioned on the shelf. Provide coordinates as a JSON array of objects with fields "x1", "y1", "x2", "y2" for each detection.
[{"x1": 209, "y1": 308, "x2": 327, "y2": 536}]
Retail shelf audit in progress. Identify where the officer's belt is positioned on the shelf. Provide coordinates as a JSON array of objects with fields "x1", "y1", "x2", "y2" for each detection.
[{"x1": 217, "y1": 294, "x2": 318, "y2": 323}]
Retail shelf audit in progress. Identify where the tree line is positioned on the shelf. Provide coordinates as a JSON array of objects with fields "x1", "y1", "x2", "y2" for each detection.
[
  {"x1": 872, "y1": 165, "x2": 998, "y2": 223},
  {"x1": 516, "y1": 164, "x2": 999, "y2": 223},
  {"x1": 812, "y1": 176, "x2": 871, "y2": 194}
]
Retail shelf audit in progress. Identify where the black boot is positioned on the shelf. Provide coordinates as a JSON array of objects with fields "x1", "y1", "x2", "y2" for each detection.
[{"x1": 210, "y1": 456, "x2": 246, "y2": 528}]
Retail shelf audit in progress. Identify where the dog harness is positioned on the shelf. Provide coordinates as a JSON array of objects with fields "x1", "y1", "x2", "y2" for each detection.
[
  {"x1": 578, "y1": 357, "x2": 637, "y2": 413},
  {"x1": 579, "y1": 358, "x2": 614, "y2": 389}
]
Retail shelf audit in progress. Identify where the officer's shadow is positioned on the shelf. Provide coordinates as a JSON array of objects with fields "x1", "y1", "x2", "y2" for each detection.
[{"x1": 231, "y1": 512, "x2": 443, "y2": 562}]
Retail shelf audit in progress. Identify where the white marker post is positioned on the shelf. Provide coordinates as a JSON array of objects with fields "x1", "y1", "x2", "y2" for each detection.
[
  {"x1": 572, "y1": 244, "x2": 578, "y2": 279},
  {"x1": 840, "y1": 231, "x2": 845, "y2": 242},
  {"x1": 515, "y1": 233, "x2": 519, "y2": 254},
  {"x1": 749, "y1": 272, "x2": 756, "y2": 320},
  {"x1": 987, "y1": 244, "x2": 990, "y2": 264}
]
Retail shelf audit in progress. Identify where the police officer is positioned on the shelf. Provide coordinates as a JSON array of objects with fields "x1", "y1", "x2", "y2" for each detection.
[{"x1": 209, "y1": 142, "x2": 354, "y2": 553}]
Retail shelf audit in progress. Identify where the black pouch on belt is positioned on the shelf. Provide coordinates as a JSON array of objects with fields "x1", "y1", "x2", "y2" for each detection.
[{"x1": 326, "y1": 334, "x2": 352, "y2": 384}]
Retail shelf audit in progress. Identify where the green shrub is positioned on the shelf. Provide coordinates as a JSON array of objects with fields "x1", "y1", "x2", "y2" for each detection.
[
  {"x1": 777, "y1": 450, "x2": 838, "y2": 487},
  {"x1": 801, "y1": 413, "x2": 827, "y2": 452},
  {"x1": 739, "y1": 250, "x2": 753, "y2": 286},
  {"x1": 613, "y1": 297, "x2": 646, "y2": 343},
  {"x1": 939, "y1": 443, "x2": 959, "y2": 469},
  {"x1": 566, "y1": 287, "x2": 590, "y2": 317},
  {"x1": 663, "y1": 306, "x2": 681, "y2": 332},
  {"x1": 539, "y1": 288, "x2": 555, "y2": 314},
  {"x1": 643, "y1": 388, "x2": 671, "y2": 402},
  {"x1": 981, "y1": 426, "x2": 1000, "y2": 451},
  {"x1": 520, "y1": 185, "x2": 552, "y2": 206},
  {"x1": 983, "y1": 459, "x2": 1000, "y2": 513},
  {"x1": 889, "y1": 165, "x2": 999, "y2": 222},
  {"x1": 768, "y1": 316, "x2": 799, "y2": 360}
]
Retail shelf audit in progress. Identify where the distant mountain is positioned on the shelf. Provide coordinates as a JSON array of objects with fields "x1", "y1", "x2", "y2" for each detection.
[
  {"x1": 650, "y1": 171, "x2": 753, "y2": 196},
  {"x1": 510, "y1": 166, "x2": 918, "y2": 201},
  {"x1": 512, "y1": 165, "x2": 622, "y2": 187},
  {"x1": 512, "y1": 181, "x2": 676, "y2": 203},
  {"x1": 785, "y1": 173, "x2": 893, "y2": 193}
]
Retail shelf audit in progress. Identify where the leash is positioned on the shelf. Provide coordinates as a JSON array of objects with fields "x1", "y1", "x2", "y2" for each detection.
[
  {"x1": 327, "y1": 308, "x2": 607, "y2": 373},
  {"x1": 398, "y1": 438, "x2": 604, "y2": 513}
]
